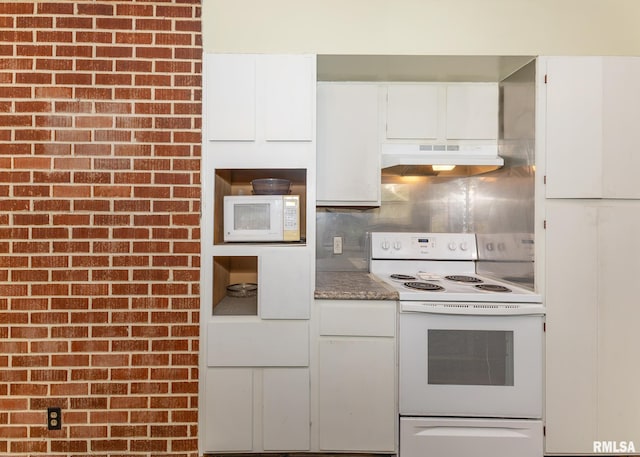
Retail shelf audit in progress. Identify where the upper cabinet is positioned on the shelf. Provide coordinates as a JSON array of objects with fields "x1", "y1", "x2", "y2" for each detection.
[
  {"x1": 317, "y1": 83, "x2": 381, "y2": 206},
  {"x1": 384, "y1": 83, "x2": 498, "y2": 142},
  {"x1": 386, "y1": 85, "x2": 440, "y2": 139},
  {"x1": 205, "y1": 54, "x2": 315, "y2": 144},
  {"x1": 544, "y1": 56, "x2": 640, "y2": 199}
]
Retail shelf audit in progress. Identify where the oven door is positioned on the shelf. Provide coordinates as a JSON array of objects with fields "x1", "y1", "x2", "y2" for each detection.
[{"x1": 399, "y1": 308, "x2": 543, "y2": 418}]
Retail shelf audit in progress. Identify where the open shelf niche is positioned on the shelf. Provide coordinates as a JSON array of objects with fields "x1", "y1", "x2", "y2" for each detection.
[
  {"x1": 213, "y1": 168, "x2": 308, "y2": 245},
  {"x1": 212, "y1": 256, "x2": 258, "y2": 316}
]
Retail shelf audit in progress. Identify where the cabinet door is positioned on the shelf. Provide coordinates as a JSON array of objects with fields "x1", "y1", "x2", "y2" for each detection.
[
  {"x1": 386, "y1": 84, "x2": 439, "y2": 139},
  {"x1": 597, "y1": 205, "x2": 640, "y2": 441},
  {"x1": 318, "y1": 338, "x2": 396, "y2": 452},
  {"x1": 259, "y1": 248, "x2": 311, "y2": 319},
  {"x1": 263, "y1": 368, "x2": 310, "y2": 450},
  {"x1": 207, "y1": 319, "x2": 309, "y2": 367},
  {"x1": 205, "y1": 54, "x2": 256, "y2": 141},
  {"x1": 204, "y1": 368, "x2": 253, "y2": 452},
  {"x1": 445, "y1": 84, "x2": 498, "y2": 140},
  {"x1": 545, "y1": 57, "x2": 603, "y2": 198},
  {"x1": 602, "y1": 57, "x2": 640, "y2": 198},
  {"x1": 316, "y1": 84, "x2": 380, "y2": 205},
  {"x1": 544, "y1": 201, "x2": 598, "y2": 453},
  {"x1": 261, "y1": 55, "x2": 315, "y2": 142}
]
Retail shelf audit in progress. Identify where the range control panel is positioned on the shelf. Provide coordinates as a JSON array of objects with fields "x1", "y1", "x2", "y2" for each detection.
[{"x1": 370, "y1": 232, "x2": 478, "y2": 260}]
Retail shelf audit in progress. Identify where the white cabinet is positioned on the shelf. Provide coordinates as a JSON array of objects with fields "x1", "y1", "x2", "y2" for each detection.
[
  {"x1": 544, "y1": 56, "x2": 640, "y2": 198},
  {"x1": 259, "y1": 247, "x2": 311, "y2": 319},
  {"x1": 204, "y1": 368, "x2": 254, "y2": 451},
  {"x1": 315, "y1": 300, "x2": 396, "y2": 452},
  {"x1": 205, "y1": 54, "x2": 315, "y2": 143},
  {"x1": 445, "y1": 84, "x2": 499, "y2": 139},
  {"x1": 204, "y1": 367, "x2": 310, "y2": 452},
  {"x1": 262, "y1": 368, "x2": 310, "y2": 450},
  {"x1": 386, "y1": 84, "x2": 440, "y2": 139},
  {"x1": 545, "y1": 200, "x2": 640, "y2": 453},
  {"x1": 316, "y1": 83, "x2": 381, "y2": 206},
  {"x1": 262, "y1": 56, "x2": 315, "y2": 141},
  {"x1": 206, "y1": 318, "x2": 308, "y2": 367},
  {"x1": 206, "y1": 54, "x2": 256, "y2": 141},
  {"x1": 384, "y1": 83, "x2": 498, "y2": 141}
]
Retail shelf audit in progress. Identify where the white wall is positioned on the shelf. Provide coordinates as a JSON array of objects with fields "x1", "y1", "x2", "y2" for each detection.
[{"x1": 203, "y1": 0, "x2": 640, "y2": 55}]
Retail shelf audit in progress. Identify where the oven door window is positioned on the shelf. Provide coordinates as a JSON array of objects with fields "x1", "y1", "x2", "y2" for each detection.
[
  {"x1": 234, "y1": 203, "x2": 271, "y2": 230},
  {"x1": 427, "y1": 329, "x2": 514, "y2": 386}
]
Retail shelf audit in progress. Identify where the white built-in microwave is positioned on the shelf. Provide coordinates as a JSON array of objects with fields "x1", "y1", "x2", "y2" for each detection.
[{"x1": 223, "y1": 195, "x2": 300, "y2": 242}]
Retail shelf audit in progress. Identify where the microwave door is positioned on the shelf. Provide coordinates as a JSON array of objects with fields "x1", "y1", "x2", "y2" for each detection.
[{"x1": 224, "y1": 197, "x2": 283, "y2": 242}]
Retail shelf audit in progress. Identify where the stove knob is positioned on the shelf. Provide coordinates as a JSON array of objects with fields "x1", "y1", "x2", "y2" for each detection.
[
  {"x1": 381, "y1": 240, "x2": 390, "y2": 250},
  {"x1": 460, "y1": 242, "x2": 468, "y2": 251},
  {"x1": 448, "y1": 242, "x2": 457, "y2": 251},
  {"x1": 393, "y1": 241, "x2": 402, "y2": 250}
]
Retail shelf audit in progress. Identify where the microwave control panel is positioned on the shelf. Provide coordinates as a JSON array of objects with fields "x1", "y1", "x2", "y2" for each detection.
[{"x1": 282, "y1": 195, "x2": 300, "y2": 241}]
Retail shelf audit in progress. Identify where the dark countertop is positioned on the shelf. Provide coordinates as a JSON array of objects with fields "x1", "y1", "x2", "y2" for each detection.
[{"x1": 315, "y1": 271, "x2": 399, "y2": 300}]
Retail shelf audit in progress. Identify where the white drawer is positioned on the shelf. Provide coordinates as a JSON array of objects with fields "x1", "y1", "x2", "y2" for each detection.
[
  {"x1": 319, "y1": 300, "x2": 396, "y2": 337},
  {"x1": 207, "y1": 318, "x2": 309, "y2": 367}
]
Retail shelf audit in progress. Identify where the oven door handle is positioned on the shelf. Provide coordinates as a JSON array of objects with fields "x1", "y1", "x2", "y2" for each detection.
[{"x1": 400, "y1": 302, "x2": 546, "y2": 316}]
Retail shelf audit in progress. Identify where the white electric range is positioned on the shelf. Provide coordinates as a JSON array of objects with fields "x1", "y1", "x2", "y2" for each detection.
[{"x1": 370, "y1": 232, "x2": 545, "y2": 457}]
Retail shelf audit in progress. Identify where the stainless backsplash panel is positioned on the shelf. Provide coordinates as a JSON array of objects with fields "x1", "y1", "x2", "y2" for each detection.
[{"x1": 316, "y1": 61, "x2": 536, "y2": 288}]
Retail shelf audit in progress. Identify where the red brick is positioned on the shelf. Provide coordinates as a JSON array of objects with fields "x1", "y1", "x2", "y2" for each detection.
[
  {"x1": 130, "y1": 439, "x2": 167, "y2": 452},
  {"x1": 131, "y1": 297, "x2": 169, "y2": 309},
  {"x1": 131, "y1": 354, "x2": 169, "y2": 366},
  {"x1": 50, "y1": 382, "x2": 89, "y2": 396},
  {"x1": 71, "y1": 368, "x2": 109, "y2": 380},
  {"x1": 51, "y1": 325, "x2": 88, "y2": 339},
  {"x1": 10, "y1": 383, "x2": 48, "y2": 396},
  {"x1": 90, "y1": 410, "x2": 128, "y2": 423},
  {"x1": 50, "y1": 440, "x2": 88, "y2": 453},
  {"x1": 52, "y1": 243, "x2": 90, "y2": 255},
  {"x1": 34, "y1": 143, "x2": 72, "y2": 155},
  {"x1": 96, "y1": 45, "x2": 133, "y2": 58},
  {"x1": 74, "y1": 200, "x2": 111, "y2": 212},
  {"x1": 111, "y1": 425, "x2": 147, "y2": 437},
  {"x1": 11, "y1": 355, "x2": 49, "y2": 368},
  {"x1": 56, "y1": 72, "x2": 93, "y2": 85},
  {"x1": 11, "y1": 326, "x2": 48, "y2": 339},
  {"x1": 136, "y1": 18, "x2": 172, "y2": 31},
  {"x1": 92, "y1": 297, "x2": 129, "y2": 309},
  {"x1": 36, "y1": 3, "x2": 72, "y2": 14},
  {"x1": 114, "y1": 200, "x2": 150, "y2": 212},
  {"x1": 10, "y1": 441, "x2": 47, "y2": 454},
  {"x1": 74, "y1": 143, "x2": 112, "y2": 155},
  {"x1": 30, "y1": 369, "x2": 67, "y2": 382},
  {"x1": 78, "y1": 3, "x2": 114, "y2": 16},
  {"x1": 35, "y1": 58, "x2": 73, "y2": 71},
  {"x1": 8, "y1": 152, "x2": 51, "y2": 170},
  {"x1": 51, "y1": 354, "x2": 90, "y2": 367}
]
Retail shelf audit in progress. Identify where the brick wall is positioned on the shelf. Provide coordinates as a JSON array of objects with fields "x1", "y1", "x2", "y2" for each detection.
[{"x1": 0, "y1": 1, "x2": 201, "y2": 455}]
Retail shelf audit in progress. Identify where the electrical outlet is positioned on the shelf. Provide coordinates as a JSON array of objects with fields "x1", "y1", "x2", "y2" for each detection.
[
  {"x1": 333, "y1": 236, "x2": 343, "y2": 255},
  {"x1": 47, "y1": 407, "x2": 62, "y2": 430}
]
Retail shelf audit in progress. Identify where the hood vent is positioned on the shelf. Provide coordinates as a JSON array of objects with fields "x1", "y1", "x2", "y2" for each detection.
[{"x1": 381, "y1": 143, "x2": 504, "y2": 176}]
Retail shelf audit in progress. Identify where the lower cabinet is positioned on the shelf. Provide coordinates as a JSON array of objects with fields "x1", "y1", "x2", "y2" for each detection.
[
  {"x1": 204, "y1": 318, "x2": 310, "y2": 453},
  {"x1": 204, "y1": 367, "x2": 310, "y2": 452},
  {"x1": 545, "y1": 200, "x2": 640, "y2": 453},
  {"x1": 314, "y1": 300, "x2": 397, "y2": 452}
]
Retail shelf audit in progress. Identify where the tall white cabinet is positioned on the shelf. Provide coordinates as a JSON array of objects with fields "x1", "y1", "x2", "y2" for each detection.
[
  {"x1": 541, "y1": 56, "x2": 640, "y2": 454},
  {"x1": 200, "y1": 53, "x2": 316, "y2": 454}
]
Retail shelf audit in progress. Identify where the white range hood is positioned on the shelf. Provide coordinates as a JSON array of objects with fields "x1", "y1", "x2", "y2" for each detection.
[{"x1": 381, "y1": 143, "x2": 504, "y2": 176}]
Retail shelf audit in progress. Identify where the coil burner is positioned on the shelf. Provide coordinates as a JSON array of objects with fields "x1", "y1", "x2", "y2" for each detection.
[
  {"x1": 474, "y1": 284, "x2": 512, "y2": 293},
  {"x1": 404, "y1": 282, "x2": 445, "y2": 292},
  {"x1": 391, "y1": 274, "x2": 417, "y2": 281},
  {"x1": 445, "y1": 275, "x2": 483, "y2": 284}
]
